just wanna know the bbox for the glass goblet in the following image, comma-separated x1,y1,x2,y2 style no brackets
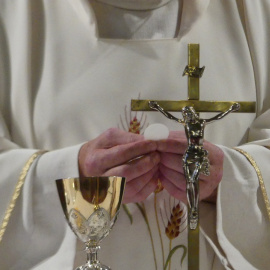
56,176,125,270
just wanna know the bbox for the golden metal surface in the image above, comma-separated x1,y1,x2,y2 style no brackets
187,44,200,100
188,221,200,270
56,177,125,244
131,43,256,115
234,148,270,222
131,99,256,113
0,150,47,244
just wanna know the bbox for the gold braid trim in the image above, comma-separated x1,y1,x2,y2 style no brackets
234,148,270,222
0,150,47,243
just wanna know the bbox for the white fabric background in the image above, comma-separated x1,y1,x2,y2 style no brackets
0,0,269,269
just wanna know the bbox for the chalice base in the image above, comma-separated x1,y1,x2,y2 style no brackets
75,262,111,270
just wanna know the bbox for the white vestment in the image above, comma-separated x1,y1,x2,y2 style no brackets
0,0,269,269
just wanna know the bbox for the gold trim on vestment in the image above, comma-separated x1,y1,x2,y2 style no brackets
234,148,270,222
0,150,47,243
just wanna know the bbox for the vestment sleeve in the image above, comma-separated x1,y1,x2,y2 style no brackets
200,1,270,269
0,3,80,268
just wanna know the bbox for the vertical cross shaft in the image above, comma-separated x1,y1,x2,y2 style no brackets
185,44,201,270
187,43,201,100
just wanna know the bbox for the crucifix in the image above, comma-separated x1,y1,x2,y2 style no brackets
131,44,256,270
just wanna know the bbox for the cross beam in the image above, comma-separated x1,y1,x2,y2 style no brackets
131,43,255,113
131,100,255,112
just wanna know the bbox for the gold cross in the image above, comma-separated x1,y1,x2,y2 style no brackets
131,44,256,113
131,44,256,270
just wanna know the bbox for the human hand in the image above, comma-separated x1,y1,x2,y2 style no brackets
78,128,160,204
156,131,224,203
231,103,240,112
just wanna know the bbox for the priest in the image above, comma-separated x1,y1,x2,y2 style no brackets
0,0,269,269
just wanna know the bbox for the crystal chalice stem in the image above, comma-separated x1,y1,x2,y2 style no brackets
84,244,101,269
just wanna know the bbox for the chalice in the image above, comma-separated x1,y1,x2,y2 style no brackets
56,176,125,270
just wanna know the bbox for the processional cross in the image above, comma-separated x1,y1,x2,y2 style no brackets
131,44,256,270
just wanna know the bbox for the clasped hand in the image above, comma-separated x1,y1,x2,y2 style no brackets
79,128,224,204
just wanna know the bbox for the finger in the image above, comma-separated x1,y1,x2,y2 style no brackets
160,149,223,183
157,138,187,154
199,179,219,201
104,152,160,179
131,174,158,203
84,141,158,175
203,140,224,165
123,166,159,197
159,172,187,202
160,152,183,173
168,130,186,140
94,128,144,148
102,140,158,169
198,163,223,181
159,163,186,189
122,169,159,204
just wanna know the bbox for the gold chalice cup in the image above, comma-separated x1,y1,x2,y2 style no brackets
56,176,126,270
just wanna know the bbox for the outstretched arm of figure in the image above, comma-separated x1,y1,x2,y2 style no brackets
205,103,240,124
148,101,184,124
